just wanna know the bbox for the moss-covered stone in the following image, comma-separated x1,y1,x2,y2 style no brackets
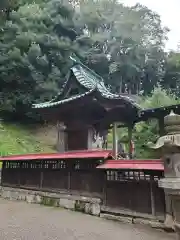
75,200,86,213
41,196,58,207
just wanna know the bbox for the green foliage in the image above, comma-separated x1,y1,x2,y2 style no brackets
133,121,159,159
0,0,175,120
0,0,78,117
134,87,180,158
162,51,180,95
107,86,180,158
0,121,55,156
139,86,179,109
0,0,180,161
75,0,168,94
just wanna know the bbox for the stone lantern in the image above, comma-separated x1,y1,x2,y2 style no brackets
152,110,180,238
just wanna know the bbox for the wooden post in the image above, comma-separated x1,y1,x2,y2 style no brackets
1,161,5,186
56,122,66,152
150,175,156,217
18,161,22,186
40,171,44,189
128,124,133,159
68,171,71,192
103,170,107,206
112,122,118,159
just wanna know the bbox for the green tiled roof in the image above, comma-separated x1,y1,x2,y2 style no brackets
71,64,140,105
32,56,140,109
33,89,94,109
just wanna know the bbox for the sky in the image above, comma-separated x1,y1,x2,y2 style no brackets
119,0,180,51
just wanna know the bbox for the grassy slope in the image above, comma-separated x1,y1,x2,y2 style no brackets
0,121,155,161
0,122,55,157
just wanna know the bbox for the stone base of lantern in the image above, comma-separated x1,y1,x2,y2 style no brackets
174,223,180,240
164,213,174,230
159,178,180,238
159,178,180,192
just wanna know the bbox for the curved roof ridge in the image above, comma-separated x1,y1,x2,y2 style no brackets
70,55,104,83
32,89,95,109
71,65,97,90
70,57,141,108
32,56,141,110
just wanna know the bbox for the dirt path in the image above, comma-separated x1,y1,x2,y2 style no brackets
0,199,175,240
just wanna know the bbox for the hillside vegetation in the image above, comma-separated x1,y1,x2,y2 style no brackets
0,87,179,160
0,0,179,121
0,0,180,160
0,122,55,157
108,87,180,159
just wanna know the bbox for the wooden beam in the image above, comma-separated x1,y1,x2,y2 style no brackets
118,124,128,128
109,124,129,129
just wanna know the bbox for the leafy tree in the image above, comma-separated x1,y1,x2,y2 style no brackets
162,51,180,95
134,86,179,158
0,0,176,123
0,0,79,118
108,86,180,158
0,0,180,160
75,0,168,95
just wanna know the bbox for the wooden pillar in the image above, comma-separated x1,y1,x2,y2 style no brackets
40,170,43,189
87,127,95,150
112,122,118,159
150,175,156,217
68,171,71,191
18,161,22,186
56,122,66,152
1,161,5,186
128,124,133,159
103,170,107,206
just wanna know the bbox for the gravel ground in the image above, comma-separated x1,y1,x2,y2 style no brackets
0,199,175,240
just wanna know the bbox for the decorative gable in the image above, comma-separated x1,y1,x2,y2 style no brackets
32,56,140,110
63,74,87,99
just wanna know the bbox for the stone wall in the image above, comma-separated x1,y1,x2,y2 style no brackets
0,186,165,229
0,187,101,216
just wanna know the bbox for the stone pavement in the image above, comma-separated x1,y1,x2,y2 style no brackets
0,199,175,240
